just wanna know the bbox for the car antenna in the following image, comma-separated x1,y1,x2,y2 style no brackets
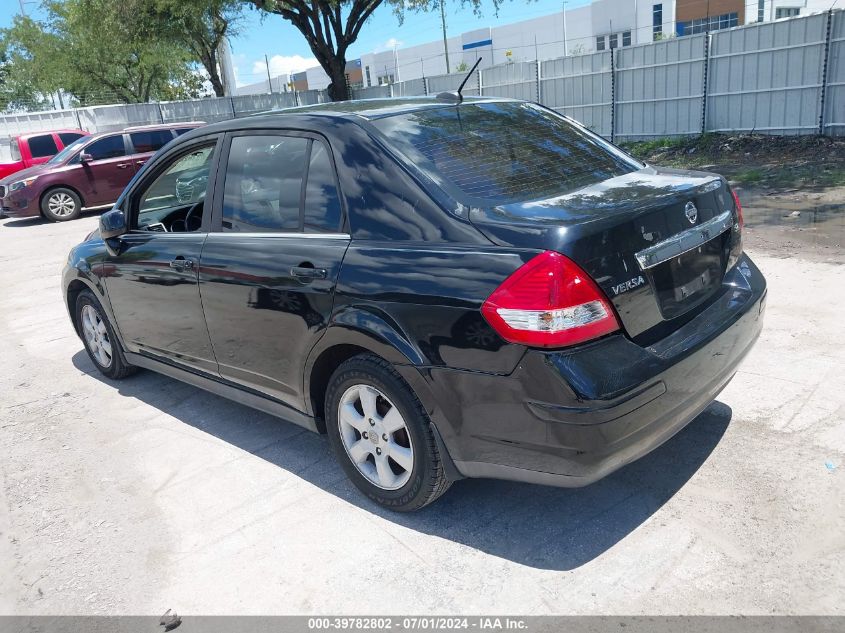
436,57,482,104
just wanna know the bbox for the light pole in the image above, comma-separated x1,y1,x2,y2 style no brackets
440,0,451,74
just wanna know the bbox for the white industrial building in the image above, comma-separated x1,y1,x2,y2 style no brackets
236,0,835,94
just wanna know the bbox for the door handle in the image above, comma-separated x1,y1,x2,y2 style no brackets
116,163,130,169
291,265,327,280
169,257,194,271
136,160,146,166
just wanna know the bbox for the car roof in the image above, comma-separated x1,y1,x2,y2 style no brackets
170,96,522,145
82,123,198,142
18,129,89,140
266,95,514,120
123,122,204,132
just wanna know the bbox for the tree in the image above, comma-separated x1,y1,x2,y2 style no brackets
0,25,56,111
250,0,504,102
2,0,204,106
137,0,244,97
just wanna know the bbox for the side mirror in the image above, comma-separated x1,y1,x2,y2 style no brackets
100,208,127,240
80,152,93,163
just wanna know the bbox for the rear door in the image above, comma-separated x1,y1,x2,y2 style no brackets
199,131,349,410
24,134,60,167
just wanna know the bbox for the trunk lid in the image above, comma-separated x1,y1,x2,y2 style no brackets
469,166,741,341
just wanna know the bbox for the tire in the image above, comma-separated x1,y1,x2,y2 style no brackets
41,187,81,222
325,354,452,512
75,290,136,379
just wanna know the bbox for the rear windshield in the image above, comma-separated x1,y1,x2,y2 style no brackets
371,101,641,206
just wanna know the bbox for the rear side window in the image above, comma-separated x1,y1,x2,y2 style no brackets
59,132,85,146
221,135,308,232
372,101,641,205
130,130,174,153
28,134,59,158
303,141,342,233
86,136,126,161
174,128,196,136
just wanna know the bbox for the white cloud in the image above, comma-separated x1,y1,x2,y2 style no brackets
374,38,404,52
251,54,319,79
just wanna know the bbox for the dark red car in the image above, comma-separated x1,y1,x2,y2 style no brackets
0,129,89,180
0,123,203,222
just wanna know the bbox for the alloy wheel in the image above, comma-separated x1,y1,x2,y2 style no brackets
81,304,113,368
337,384,415,490
48,192,76,217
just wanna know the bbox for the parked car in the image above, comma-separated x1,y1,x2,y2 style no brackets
0,129,89,181
63,97,766,511
0,122,203,222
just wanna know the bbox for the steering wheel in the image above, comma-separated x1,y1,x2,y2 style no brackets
183,201,204,232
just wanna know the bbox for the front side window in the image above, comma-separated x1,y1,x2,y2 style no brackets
136,144,216,231
221,135,308,232
372,102,641,207
130,130,174,154
29,135,59,158
86,136,126,161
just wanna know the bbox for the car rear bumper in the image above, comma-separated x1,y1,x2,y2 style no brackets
422,254,767,487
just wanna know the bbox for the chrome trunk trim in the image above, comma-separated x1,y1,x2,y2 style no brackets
635,210,733,271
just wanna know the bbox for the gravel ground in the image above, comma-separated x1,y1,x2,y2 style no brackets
0,203,843,616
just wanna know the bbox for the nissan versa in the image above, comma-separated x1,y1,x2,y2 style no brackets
63,97,766,511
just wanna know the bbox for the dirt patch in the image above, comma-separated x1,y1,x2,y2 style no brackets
623,133,845,190
623,134,845,264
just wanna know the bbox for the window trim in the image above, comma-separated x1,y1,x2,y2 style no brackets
210,129,348,235
124,134,223,233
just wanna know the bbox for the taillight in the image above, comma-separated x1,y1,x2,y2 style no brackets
481,251,620,348
731,189,744,230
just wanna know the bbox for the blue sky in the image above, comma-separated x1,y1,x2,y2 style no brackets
1,0,591,86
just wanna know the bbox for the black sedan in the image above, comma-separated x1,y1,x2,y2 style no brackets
63,97,766,511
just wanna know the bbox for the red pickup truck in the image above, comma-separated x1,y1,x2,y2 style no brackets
0,130,89,180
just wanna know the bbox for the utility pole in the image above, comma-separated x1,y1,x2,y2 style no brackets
265,54,273,93
440,0,451,74
18,0,36,16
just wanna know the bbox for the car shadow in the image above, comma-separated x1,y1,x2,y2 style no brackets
0,216,48,228
72,349,731,571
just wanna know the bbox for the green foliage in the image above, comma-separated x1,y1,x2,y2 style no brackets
1,0,207,109
133,0,244,96
454,61,469,72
